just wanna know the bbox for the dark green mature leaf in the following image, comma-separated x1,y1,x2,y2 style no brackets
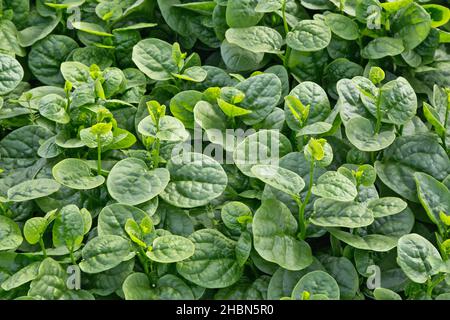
253,199,313,271
0,54,24,95
286,20,331,52
177,229,244,288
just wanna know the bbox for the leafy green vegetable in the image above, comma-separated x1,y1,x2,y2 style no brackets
0,0,449,302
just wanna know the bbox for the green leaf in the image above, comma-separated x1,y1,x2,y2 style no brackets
217,99,252,117
253,199,313,271
422,4,450,28
319,255,359,300
234,130,292,177
226,0,264,28
0,216,23,251
107,158,170,206
132,38,178,81
160,153,227,208
221,40,264,72
79,235,133,274
373,287,402,300
236,231,252,266
346,117,396,152
28,35,79,86
177,229,244,288
38,94,70,124
1,261,40,291
367,197,408,218
379,77,417,125
391,3,432,51
60,61,91,87
7,179,60,202
327,228,399,252
375,135,450,202
235,73,282,125
138,115,189,142
225,26,283,54
311,199,374,228
146,235,195,263
52,159,105,190
286,20,331,52
71,22,113,37
221,201,253,233
23,217,47,245
251,164,305,197
173,66,207,83
312,171,358,201
98,204,149,239
292,271,340,300
324,13,359,41
52,204,85,249
362,37,405,59
397,233,443,283
414,172,450,229
0,53,24,95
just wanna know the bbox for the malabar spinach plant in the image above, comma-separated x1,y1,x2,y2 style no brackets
0,0,449,301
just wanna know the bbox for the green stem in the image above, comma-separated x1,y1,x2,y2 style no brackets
281,0,291,67
443,106,448,151
137,248,150,275
152,138,161,168
297,160,315,240
39,238,47,258
330,235,342,256
375,93,382,134
426,274,446,298
69,247,76,265
97,137,102,175
339,0,345,12
281,0,289,35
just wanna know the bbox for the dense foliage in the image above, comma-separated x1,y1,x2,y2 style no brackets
0,0,450,301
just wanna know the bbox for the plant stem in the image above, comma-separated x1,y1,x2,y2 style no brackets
281,0,289,35
137,248,150,275
297,160,315,240
281,0,291,68
443,105,448,151
97,136,102,175
39,238,47,258
330,235,342,256
69,247,76,265
152,138,161,168
426,274,446,298
375,93,382,134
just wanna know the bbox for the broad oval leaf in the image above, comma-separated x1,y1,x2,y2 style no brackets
397,233,443,283
346,116,396,152
177,229,244,288
225,26,283,54
251,164,305,197
107,158,170,206
233,130,292,177
52,159,105,190
146,235,195,263
132,38,178,81
312,171,358,201
0,53,24,95
311,199,374,228
160,152,227,208
253,199,313,271
0,216,23,251
286,20,331,52
292,271,340,300
7,179,60,202
79,235,133,274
